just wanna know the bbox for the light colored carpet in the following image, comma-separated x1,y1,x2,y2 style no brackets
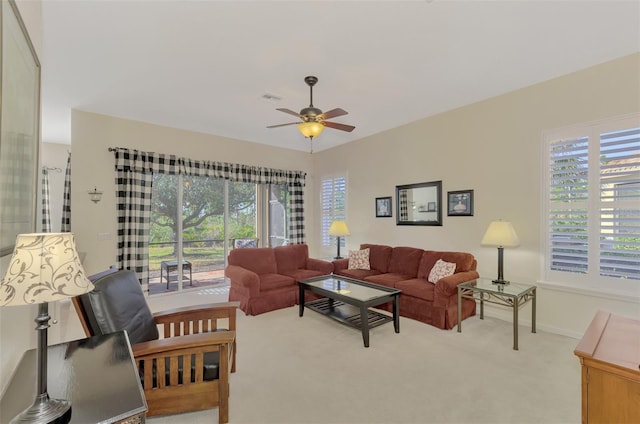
147,288,581,424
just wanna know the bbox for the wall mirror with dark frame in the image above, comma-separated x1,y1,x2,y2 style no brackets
396,180,442,226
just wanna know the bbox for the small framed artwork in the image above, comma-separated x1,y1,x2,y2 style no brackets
376,196,392,218
447,190,474,216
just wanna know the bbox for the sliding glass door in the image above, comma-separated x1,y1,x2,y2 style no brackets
149,174,263,295
268,184,289,247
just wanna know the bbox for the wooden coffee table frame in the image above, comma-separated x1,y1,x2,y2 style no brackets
298,275,401,347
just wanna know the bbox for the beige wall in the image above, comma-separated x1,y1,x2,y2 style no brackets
312,53,640,337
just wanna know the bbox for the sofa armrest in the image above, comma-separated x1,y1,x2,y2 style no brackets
305,258,334,274
225,264,260,297
434,270,480,298
332,258,349,273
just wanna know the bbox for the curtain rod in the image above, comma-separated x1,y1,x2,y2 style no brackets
42,166,62,172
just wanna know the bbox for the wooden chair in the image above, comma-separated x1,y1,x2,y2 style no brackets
72,269,238,423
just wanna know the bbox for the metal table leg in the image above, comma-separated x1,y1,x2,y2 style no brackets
457,288,462,333
513,295,519,350
532,287,537,334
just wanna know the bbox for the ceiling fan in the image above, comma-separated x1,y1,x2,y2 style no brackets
267,76,355,139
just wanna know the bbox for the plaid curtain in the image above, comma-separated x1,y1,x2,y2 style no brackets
115,168,153,292
399,189,408,221
112,147,306,287
61,153,71,232
41,168,51,232
288,184,305,242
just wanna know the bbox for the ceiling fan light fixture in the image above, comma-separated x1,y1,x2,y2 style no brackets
298,121,324,139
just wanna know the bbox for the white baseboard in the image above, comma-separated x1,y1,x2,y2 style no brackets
480,308,583,340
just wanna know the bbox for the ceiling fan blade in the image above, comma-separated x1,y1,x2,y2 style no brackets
267,122,300,128
276,108,302,118
324,121,355,132
322,108,348,120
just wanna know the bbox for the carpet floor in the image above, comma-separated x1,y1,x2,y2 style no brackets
146,288,581,424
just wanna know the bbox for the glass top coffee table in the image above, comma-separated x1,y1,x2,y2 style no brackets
298,274,401,347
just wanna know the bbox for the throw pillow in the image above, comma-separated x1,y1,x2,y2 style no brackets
428,259,456,283
348,248,371,270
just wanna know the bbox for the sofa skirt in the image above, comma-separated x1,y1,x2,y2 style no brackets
229,285,297,316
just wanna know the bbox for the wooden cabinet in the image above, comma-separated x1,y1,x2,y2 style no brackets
574,310,640,424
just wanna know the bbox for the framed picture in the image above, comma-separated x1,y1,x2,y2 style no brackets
447,190,474,216
0,0,41,256
375,196,392,218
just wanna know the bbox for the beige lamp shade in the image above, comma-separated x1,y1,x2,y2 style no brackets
298,121,325,139
0,233,94,306
481,220,520,247
328,221,350,237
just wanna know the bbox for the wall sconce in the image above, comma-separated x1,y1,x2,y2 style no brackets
89,187,103,203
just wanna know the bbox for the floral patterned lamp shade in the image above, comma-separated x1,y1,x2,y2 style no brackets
0,233,94,306
0,233,94,423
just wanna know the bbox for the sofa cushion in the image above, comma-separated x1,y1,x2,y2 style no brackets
396,278,435,302
258,273,295,291
365,273,408,288
348,248,370,270
417,251,441,280
440,252,476,272
279,268,326,281
388,246,423,278
229,247,277,275
274,244,308,272
360,244,393,273
335,268,381,280
428,259,456,283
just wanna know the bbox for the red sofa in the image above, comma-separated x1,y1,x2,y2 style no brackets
225,244,333,315
332,244,479,330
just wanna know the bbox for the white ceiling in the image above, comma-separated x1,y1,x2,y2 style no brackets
40,0,640,153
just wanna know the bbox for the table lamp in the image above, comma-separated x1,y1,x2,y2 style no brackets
481,220,520,284
0,233,94,424
328,221,350,259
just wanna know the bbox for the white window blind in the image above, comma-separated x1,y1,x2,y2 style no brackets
321,176,346,247
599,127,640,279
548,136,589,274
544,115,640,289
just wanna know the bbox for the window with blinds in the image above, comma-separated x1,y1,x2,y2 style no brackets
544,115,640,288
599,127,640,279
321,176,346,247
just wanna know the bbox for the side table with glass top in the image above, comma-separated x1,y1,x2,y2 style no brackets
457,278,536,350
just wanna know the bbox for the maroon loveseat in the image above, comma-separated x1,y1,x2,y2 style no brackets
225,244,333,315
333,243,479,330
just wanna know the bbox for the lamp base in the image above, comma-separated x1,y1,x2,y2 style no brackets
10,392,71,424
491,279,510,285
